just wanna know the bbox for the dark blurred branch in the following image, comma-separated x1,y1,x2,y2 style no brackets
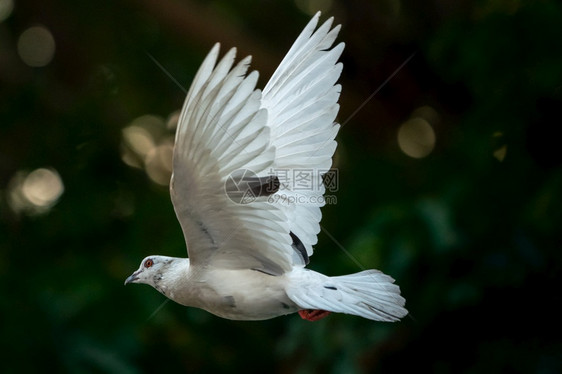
129,0,279,76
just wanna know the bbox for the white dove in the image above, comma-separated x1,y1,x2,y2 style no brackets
125,12,407,322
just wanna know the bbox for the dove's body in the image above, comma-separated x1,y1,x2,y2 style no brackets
125,13,408,322
193,269,297,320
143,257,298,320
126,255,405,321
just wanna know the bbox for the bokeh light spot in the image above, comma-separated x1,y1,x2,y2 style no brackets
22,168,64,207
166,110,181,131
17,25,56,67
145,142,174,186
492,132,507,161
397,117,436,158
493,145,507,162
0,0,14,22
8,168,64,215
122,125,155,158
121,114,175,186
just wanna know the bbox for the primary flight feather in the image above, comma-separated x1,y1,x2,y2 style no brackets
125,12,407,322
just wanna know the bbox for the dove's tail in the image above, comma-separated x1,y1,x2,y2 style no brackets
287,269,408,322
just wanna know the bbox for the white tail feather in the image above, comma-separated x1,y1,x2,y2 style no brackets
287,269,407,322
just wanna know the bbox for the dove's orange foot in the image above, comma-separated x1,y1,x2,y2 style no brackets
298,309,331,321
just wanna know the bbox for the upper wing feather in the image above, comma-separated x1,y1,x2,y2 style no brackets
171,44,293,274
262,12,344,259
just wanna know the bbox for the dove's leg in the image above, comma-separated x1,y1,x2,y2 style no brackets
298,309,331,321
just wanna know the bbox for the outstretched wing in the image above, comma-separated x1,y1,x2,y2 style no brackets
262,12,344,259
171,13,343,274
171,44,293,275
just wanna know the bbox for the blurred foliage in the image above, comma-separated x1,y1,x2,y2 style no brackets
1,0,561,373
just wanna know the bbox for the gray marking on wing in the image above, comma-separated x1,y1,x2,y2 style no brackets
290,231,309,265
246,175,280,197
225,171,280,200
196,220,218,249
251,267,278,276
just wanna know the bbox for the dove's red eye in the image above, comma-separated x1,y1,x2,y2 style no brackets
144,259,154,268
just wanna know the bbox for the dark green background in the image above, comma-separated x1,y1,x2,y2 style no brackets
2,0,561,372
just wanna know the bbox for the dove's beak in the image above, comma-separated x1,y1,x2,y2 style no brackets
124,271,140,285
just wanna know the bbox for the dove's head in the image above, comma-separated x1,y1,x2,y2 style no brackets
124,255,188,296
